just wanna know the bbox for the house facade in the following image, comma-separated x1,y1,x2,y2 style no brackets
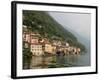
23,25,81,56
44,43,53,54
30,36,38,44
30,43,44,56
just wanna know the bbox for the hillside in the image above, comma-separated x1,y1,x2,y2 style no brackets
23,10,86,52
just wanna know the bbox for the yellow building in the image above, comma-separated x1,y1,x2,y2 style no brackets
44,43,53,53
52,45,56,54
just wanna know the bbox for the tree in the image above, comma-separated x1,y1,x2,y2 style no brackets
23,44,32,69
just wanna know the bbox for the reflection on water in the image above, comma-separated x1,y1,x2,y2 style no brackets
24,52,90,69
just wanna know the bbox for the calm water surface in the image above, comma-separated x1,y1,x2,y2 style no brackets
28,52,90,69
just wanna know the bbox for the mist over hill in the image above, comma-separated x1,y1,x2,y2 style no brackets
23,10,86,52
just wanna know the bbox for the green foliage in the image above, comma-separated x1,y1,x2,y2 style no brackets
23,42,32,64
23,48,32,61
23,10,86,52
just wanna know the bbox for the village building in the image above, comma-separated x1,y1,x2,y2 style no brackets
67,46,74,54
43,38,50,43
67,47,81,55
72,47,77,54
23,29,40,44
51,45,56,54
23,33,39,47
61,46,69,55
30,43,44,56
44,43,54,54
77,48,81,53
22,25,81,56
76,48,81,54
22,33,31,43
65,42,69,47
24,34,31,43
52,40,62,46
30,32,40,37
30,36,39,44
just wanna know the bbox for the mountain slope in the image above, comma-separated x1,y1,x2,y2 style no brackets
23,10,86,52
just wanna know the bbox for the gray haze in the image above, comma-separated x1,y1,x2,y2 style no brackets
48,12,91,41
48,12,91,66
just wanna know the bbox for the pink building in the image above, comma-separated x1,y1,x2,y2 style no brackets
23,32,39,44
30,36,38,44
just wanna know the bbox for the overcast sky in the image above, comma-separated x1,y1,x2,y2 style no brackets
48,12,91,40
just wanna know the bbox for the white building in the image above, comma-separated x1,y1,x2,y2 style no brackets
52,40,62,46
30,43,44,56
66,42,69,47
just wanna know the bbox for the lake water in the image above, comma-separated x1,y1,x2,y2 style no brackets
26,52,90,69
